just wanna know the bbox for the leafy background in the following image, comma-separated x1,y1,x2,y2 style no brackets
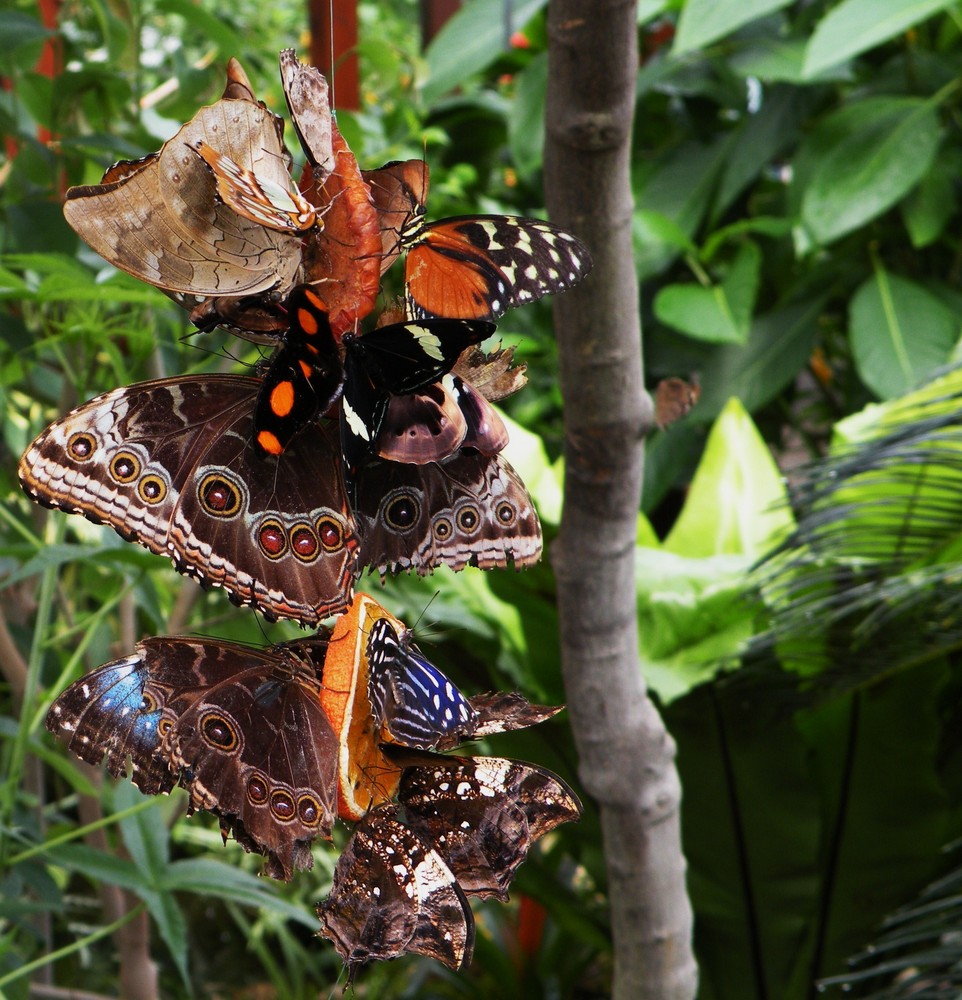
5,0,962,997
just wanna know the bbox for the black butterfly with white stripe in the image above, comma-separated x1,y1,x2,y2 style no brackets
253,285,494,492
365,617,478,749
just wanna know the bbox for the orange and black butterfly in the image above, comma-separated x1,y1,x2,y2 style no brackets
254,286,494,489
362,160,593,321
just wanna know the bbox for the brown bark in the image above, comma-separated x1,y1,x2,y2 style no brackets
309,0,360,110
544,3,698,998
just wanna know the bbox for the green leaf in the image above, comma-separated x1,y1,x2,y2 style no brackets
663,397,793,559
0,11,51,47
654,241,761,344
800,97,941,246
849,268,959,399
636,548,755,702
803,0,957,78
116,783,169,883
423,0,547,104
901,161,955,248
138,886,189,986
673,0,793,54
54,844,149,893
507,52,547,181
160,859,315,927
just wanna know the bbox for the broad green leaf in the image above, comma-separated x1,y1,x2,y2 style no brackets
902,161,955,248
800,97,941,246
0,11,50,49
53,843,149,893
161,859,315,927
673,0,792,54
636,548,754,702
647,297,823,423
664,397,793,558
117,783,169,882
138,886,189,986
508,52,547,181
849,268,959,399
803,0,957,78
654,241,760,344
423,0,547,103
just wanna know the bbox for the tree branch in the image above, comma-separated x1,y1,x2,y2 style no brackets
544,4,698,998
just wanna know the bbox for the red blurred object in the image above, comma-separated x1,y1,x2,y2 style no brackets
516,893,547,964
310,0,359,110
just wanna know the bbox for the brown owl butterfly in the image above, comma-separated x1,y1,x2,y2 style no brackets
45,635,338,880
18,375,360,626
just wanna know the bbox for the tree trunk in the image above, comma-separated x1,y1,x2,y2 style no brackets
543,4,698,998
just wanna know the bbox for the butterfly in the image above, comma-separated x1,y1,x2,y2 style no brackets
63,58,302,303
18,375,359,626
363,159,593,321
45,635,338,880
319,592,562,819
365,616,478,749
396,755,583,900
19,377,543,625
191,139,318,234
316,804,475,979
278,48,335,182
251,284,495,477
317,755,582,976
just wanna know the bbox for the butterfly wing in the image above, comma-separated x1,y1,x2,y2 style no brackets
161,637,338,880
354,450,542,576
19,375,359,625
398,757,583,900
365,617,478,749
279,48,335,181
361,158,430,275
63,77,301,298
253,285,344,457
339,318,494,483
316,804,474,979
404,215,592,321
192,140,317,233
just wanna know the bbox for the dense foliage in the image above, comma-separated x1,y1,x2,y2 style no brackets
5,0,962,997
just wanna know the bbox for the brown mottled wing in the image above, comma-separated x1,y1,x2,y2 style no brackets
161,637,338,880
279,48,334,181
355,451,542,576
18,375,358,625
376,374,507,465
64,88,301,297
453,344,528,402
316,804,474,978
398,757,582,900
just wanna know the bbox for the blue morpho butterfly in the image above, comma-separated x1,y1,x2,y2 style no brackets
45,634,337,880
252,284,495,494
364,616,478,749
